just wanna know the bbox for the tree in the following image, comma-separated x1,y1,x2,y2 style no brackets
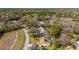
51,22,62,38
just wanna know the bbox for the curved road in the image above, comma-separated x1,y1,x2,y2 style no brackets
23,29,29,50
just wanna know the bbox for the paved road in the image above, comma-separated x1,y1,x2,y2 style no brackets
23,29,29,50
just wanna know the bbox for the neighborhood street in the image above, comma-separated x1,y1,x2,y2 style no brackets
23,29,29,50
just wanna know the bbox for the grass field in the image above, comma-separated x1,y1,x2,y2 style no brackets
0,29,26,50
0,31,16,50
12,29,26,50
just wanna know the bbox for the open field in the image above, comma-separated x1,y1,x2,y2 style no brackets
0,29,26,50
0,31,16,49
11,29,26,50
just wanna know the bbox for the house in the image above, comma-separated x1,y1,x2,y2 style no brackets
31,44,38,50
38,37,49,47
39,21,44,25
33,26,45,36
47,37,53,44
37,37,53,47
65,35,72,40
9,21,17,24
20,24,26,28
37,26,45,34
